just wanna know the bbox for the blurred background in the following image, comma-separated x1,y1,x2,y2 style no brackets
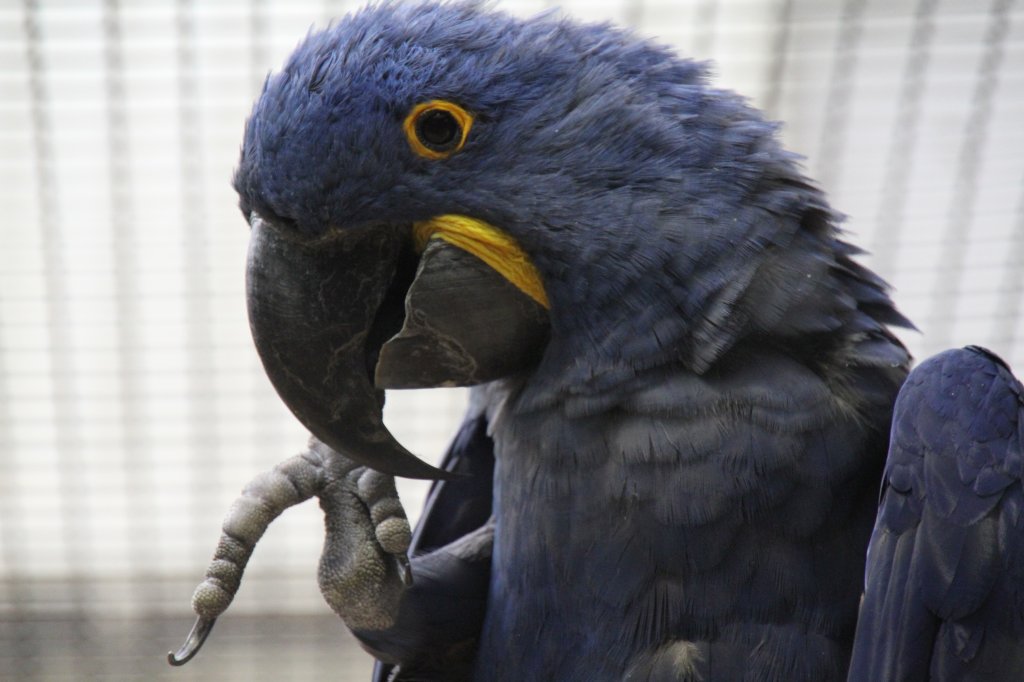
1,0,1021,679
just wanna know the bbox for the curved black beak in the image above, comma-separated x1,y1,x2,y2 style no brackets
247,214,446,479
246,214,549,479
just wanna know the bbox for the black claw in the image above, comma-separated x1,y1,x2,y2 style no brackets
397,555,413,587
167,617,216,667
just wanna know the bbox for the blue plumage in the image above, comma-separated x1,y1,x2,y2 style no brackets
229,3,1021,680
850,347,1024,681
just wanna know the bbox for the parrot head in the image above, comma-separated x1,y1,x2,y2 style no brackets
235,2,906,478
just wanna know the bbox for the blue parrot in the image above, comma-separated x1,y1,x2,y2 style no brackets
168,3,1024,680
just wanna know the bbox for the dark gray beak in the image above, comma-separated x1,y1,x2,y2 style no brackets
245,213,548,479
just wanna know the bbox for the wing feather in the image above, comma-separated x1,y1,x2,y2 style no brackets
849,346,1024,682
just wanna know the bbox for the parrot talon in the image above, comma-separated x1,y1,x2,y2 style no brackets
172,443,340,665
167,616,216,666
397,554,413,587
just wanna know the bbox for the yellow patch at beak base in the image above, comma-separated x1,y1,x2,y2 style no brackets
412,215,549,309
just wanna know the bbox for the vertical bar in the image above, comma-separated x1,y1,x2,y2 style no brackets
693,0,718,58
624,0,645,28
176,0,221,583
104,0,153,654
761,0,794,118
0,3,30,653
250,0,270,94
0,277,34,677
815,0,867,191
991,174,1024,355
869,0,938,277
22,0,97,677
927,0,1015,347
322,0,349,21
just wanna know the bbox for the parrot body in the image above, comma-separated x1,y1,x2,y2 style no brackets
475,345,899,680
170,3,1023,681
231,4,911,678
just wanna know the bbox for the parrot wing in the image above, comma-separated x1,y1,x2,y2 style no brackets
848,346,1024,681
410,397,496,556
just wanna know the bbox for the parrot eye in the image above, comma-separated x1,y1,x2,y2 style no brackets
418,111,458,148
404,100,474,160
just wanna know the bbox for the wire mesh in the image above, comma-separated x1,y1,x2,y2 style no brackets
1,0,1022,679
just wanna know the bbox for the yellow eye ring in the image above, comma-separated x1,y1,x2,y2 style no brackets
403,100,474,160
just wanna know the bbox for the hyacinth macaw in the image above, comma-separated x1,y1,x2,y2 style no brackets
168,3,1024,680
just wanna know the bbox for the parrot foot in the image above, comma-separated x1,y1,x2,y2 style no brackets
316,439,413,631
168,437,412,665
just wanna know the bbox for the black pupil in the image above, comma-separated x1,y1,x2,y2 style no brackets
417,110,460,150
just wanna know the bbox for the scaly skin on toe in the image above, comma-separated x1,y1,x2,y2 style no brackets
169,437,412,665
318,469,411,631
316,441,412,631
